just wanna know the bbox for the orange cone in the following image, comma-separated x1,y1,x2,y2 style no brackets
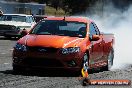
81,67,89,78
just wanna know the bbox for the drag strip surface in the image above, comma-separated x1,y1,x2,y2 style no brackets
0,36,132,88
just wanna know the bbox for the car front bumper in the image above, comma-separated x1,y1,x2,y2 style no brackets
12,49,84,72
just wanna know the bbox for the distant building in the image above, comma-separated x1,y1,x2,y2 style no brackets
0,0,46,15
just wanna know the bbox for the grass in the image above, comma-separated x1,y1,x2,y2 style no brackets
45,6,69,16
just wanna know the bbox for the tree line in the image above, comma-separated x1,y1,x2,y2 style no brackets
17,0,132,14
18,0,98,14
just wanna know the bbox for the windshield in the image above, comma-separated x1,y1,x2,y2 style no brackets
30,20,87,38
0,15,26,22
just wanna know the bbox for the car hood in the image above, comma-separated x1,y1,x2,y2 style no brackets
0,21,31,27
18,35,84,48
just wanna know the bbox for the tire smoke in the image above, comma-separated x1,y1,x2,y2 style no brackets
78,3,132,70
95,5,132,70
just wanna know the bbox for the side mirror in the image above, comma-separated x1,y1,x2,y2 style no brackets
90,35,100,41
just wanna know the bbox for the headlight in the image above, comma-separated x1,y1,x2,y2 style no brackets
14,43,27,52
11,26,16,30
61,47,80,54
18,26,31,29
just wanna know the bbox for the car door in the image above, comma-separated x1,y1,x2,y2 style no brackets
89,22,103,67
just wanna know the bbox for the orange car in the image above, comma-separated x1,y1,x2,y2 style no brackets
12,16,114,74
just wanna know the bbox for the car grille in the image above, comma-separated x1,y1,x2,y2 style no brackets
24,58,63,67
0,24,15,30
27,46,59,53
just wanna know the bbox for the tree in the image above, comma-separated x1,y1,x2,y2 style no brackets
63,0,90,14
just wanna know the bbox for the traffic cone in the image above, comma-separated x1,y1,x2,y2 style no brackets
81,67,90,86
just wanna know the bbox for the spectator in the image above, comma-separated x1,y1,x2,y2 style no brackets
21,28,28,37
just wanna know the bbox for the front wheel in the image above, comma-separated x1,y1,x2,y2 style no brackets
13,64,25,74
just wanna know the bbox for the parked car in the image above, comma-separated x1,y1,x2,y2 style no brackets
33,15,54,23
0,14,36,38
33,15,44,23
12,16,114,75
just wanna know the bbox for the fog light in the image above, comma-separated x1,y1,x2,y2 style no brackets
13,57,23,63
67,60,76,67
13,57,19,63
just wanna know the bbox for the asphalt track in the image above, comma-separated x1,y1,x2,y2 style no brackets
0,36,132,88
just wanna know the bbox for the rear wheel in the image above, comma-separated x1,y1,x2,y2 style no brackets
105,49,114,71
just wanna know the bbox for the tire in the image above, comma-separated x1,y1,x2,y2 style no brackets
105,49,114,71
13,65,19,72
4,36,11,39
13,64,25,73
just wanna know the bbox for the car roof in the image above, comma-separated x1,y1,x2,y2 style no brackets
45,16,92,23
3,14,32,17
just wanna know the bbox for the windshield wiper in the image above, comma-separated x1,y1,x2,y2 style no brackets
36,32,53,35
56,34,65,36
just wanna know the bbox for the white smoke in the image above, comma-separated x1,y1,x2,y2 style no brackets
92,4,132,70
78,2,132,70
